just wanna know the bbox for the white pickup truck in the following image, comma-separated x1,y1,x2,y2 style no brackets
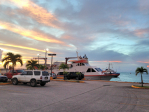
12,70,50,87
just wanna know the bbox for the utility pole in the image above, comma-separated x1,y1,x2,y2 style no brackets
45,49,48,69
37,54,40,64
48,54,56,75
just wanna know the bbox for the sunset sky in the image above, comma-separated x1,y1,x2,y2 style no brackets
0,0,149,72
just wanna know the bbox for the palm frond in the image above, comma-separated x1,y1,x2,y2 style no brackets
1,52,23,69
59,63,69,70
17,59,23,66
3,61,11,69
26,59,38,69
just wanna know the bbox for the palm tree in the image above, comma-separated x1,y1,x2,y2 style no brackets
135,66,148,87
2,52,23,73
26,59,38,70
59,63,69,80
38,64,46,70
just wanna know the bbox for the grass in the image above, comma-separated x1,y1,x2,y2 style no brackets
132,85,149,89
135,85,149,88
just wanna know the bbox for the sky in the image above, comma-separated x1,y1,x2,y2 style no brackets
0,0,149,72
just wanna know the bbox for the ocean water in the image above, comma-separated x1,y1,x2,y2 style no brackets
110,72,149,83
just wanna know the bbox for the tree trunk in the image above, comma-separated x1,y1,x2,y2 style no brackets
141,74,143,87
12,66,14,76
63,70,65,80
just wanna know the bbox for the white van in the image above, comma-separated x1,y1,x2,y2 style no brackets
12,70,50,87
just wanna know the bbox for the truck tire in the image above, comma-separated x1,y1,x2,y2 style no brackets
67,76,70,80
30,79,37,87
76,76,79,80
76,76,81,80
40,82,46,86
12,78,18,85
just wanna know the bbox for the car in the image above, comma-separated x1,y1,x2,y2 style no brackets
5,69,24,79
49,73,57,79
0,73,8,82
11,70,50,87
64,72,84,80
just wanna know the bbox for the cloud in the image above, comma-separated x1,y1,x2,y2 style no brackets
91,61,122,63
1,0,149,72
134,28,149,38
0,43,51,53
0,20,67,45
139,0,149,14
138,39,149,45
9,0,63,29
137,61,149,64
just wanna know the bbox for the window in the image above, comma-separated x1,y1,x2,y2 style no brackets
10,70,14,73
34,71,40,75
16,70,24,73
92,69,96,72
95,68,99,72
98,68,102,71
85,63,90,66
58,72,63,75
42,71,49,76
86,68,90,72
87,68,96,72
22,71,27,75
27,71,33,75
82,63,85,66
95,68,102,72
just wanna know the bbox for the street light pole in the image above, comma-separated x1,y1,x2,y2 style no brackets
48,54,56,76
45,49,48,69
51,55,53,75
37,54,40,64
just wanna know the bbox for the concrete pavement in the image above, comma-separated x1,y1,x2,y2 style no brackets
0,81,149,112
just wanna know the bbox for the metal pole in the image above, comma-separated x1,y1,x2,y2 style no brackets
37,54,40,65
38,55,39,64
48,54,56,75
45,50,47,68
51,55,53,76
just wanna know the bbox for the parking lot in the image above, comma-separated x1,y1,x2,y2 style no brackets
0,81,149,112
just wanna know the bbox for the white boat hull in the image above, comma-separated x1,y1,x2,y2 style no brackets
51,56,120,81
84,75,113,80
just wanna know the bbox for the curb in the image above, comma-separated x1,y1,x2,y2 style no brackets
131,85,149,89
51,79,85,83
0,82,12,85
88,80,146,84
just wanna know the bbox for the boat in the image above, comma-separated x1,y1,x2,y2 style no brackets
51,52,119,80
102,63,120,77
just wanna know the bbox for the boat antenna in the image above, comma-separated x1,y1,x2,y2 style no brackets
108,63,110,70
76,48,79,60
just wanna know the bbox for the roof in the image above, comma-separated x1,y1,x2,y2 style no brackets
68,59,88,63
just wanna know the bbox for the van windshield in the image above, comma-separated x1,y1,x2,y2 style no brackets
16,70,24,73
42,71,49,76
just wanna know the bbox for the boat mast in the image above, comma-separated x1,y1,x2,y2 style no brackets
108,63,110,70
76,51,79,60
